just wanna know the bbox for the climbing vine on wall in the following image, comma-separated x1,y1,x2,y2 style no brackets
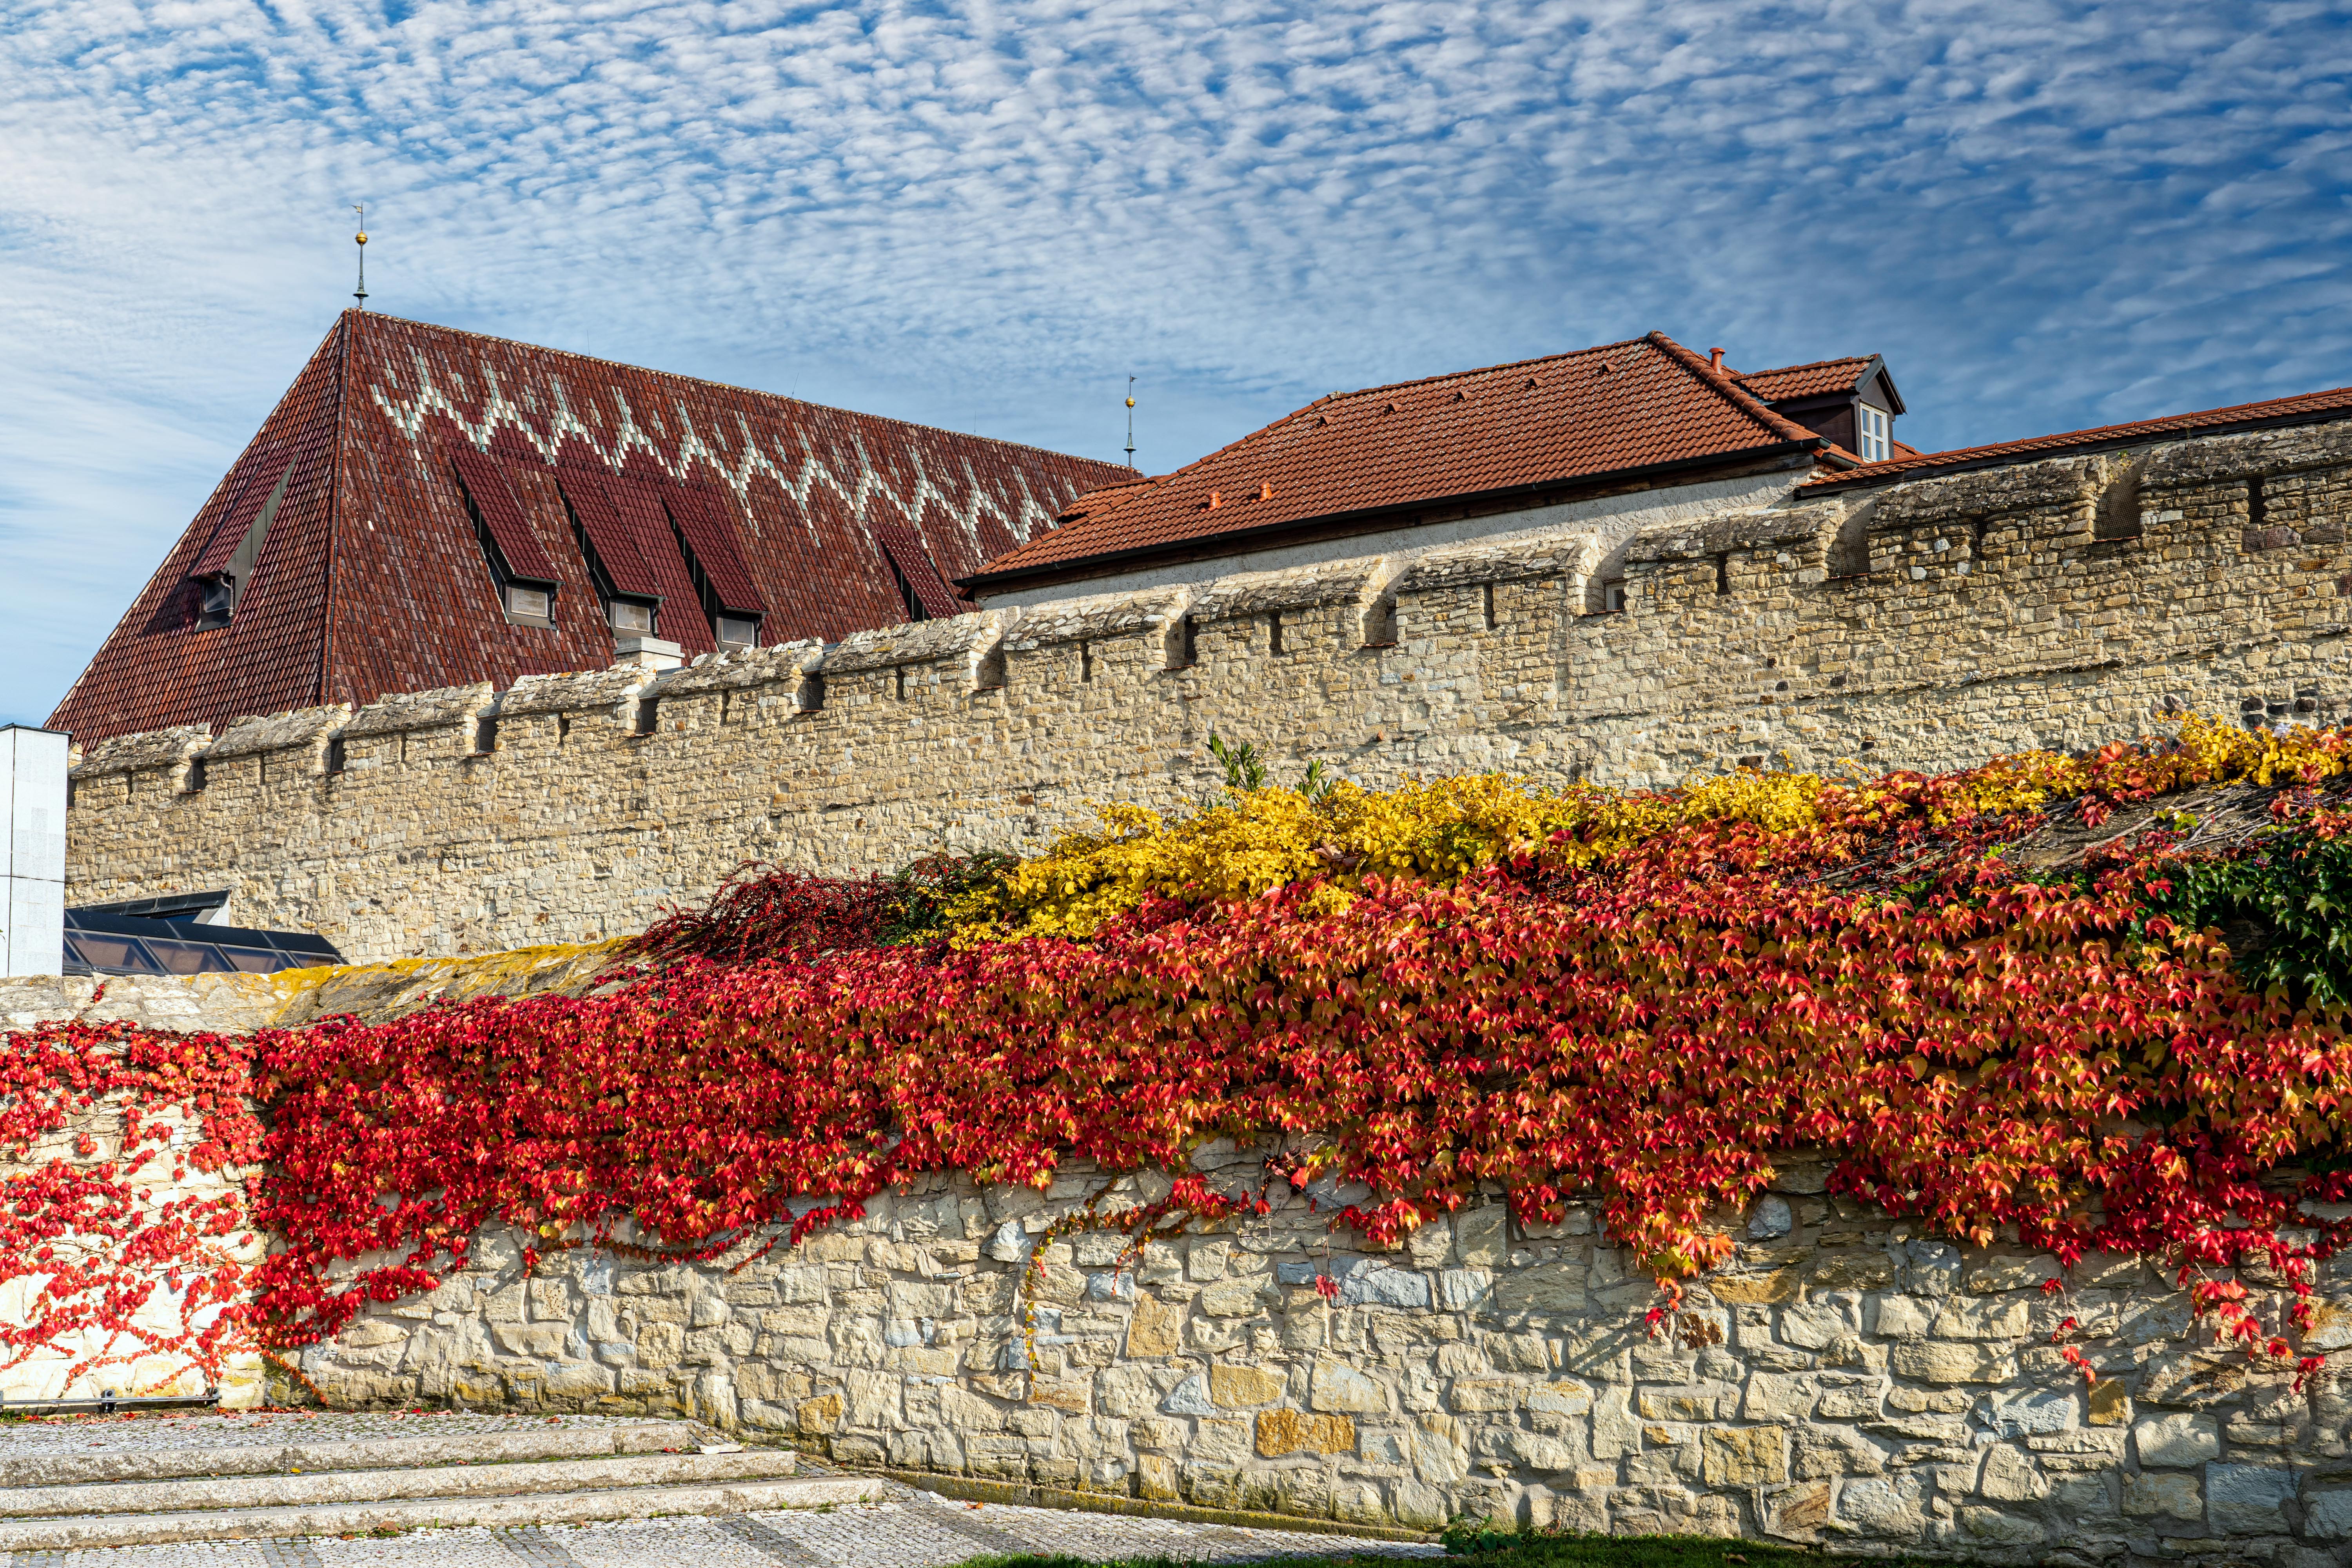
0,1018,262,1393
13,715,2352,1392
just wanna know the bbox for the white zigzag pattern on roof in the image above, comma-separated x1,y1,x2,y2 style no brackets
368,352,1057,551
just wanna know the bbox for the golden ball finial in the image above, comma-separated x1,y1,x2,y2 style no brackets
1125,396,1136,408
355,232,368,245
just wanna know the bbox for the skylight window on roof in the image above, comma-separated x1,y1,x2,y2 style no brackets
1858,405,1891,463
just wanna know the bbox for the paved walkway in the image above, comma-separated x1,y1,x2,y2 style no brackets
4,1483,1446,1566
0,1415,1438,1566
0,1411,671,1456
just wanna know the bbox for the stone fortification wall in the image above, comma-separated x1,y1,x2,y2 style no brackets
63,419,2352,961
293,1151,2352,1562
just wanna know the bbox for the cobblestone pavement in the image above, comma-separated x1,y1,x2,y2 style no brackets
1,1485,1445,1566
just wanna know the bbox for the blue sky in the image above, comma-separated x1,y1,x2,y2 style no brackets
3,0,2348,725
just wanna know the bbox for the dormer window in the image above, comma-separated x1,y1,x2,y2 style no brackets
871,523,963,623
188,452,296,630
554,469,672,650
504,585,553,625
451,450,561,629
1734,356,1906,468
1857,404,1891,463
661,486,768,653
196,576,238,629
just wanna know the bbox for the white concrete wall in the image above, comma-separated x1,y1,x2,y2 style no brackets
975,466,1807,610
1,726,68,978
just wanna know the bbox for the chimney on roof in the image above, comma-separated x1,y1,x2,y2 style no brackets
1708,348,1725,373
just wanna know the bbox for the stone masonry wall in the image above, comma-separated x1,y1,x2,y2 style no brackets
296,1149,2352,1563
65,418,2352,962
15,979,2352,1556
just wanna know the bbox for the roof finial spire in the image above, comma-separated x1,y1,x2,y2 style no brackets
352,204,369,311
1124,376,1138,471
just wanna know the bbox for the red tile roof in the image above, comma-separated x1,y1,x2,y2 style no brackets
1057,477,1155,524
50,312,1129,744
1736,357,1875,403
968,332,1831,590
1801,383,2352,494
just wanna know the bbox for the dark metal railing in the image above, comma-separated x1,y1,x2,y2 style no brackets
0,1385,220,1417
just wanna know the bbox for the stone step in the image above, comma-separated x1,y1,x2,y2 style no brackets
0,1419,708,1488
0,1473,880,1551
0,1447,802,1521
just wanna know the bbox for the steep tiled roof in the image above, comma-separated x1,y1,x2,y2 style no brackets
51,312,1129,744
969,332,1829,589
1737,357,1875,403
1802,383,2352,494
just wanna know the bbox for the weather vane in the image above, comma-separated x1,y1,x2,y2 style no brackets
352,204,369,311
1124,376,1137,470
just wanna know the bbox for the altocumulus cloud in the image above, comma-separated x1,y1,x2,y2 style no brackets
1,0,2347,720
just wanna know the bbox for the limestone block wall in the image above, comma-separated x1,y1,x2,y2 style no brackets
61,418,2352,962
0,971,295,1038
296,1152,2352,1561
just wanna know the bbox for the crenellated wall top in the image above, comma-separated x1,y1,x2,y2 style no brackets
59,422,2352,797
1390,535,1597,593
1183,557,1398,626
207,704,351,762
647,641,821,700
495,668,651,722
825,608,1019,678
342,683,499,742
2146,420,2352,486
1002,588,1188,652
1623,499,1843,566
73,724,214,780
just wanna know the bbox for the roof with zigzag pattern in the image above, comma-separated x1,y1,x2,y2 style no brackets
51,312,1128,744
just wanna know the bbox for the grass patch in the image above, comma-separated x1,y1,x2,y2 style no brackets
947,1528,1957,1568
943,1555,1383,1568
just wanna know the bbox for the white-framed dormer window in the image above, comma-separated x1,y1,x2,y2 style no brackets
1857,404,1891,463
504,584,553,626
